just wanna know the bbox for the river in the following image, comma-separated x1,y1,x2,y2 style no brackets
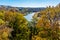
24,12,35,21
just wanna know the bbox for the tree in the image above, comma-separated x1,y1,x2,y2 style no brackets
35,6,60,40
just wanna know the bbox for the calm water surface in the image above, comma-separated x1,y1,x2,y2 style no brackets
24,12,35,21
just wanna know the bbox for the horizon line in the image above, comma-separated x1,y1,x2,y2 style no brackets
0,4,57,8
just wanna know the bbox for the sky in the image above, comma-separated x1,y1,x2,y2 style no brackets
0,0,60,7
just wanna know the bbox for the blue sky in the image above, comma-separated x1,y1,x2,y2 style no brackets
0,0,60,7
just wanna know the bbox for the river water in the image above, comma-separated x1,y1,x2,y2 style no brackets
24,12,35,21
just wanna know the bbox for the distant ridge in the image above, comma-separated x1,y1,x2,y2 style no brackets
0,5,46,14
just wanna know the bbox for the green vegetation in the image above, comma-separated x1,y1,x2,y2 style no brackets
0,4,60,40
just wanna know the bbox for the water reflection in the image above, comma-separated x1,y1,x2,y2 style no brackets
24,12,35,21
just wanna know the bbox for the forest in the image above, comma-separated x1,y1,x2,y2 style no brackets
0,3,60,40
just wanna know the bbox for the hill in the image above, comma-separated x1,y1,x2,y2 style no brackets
0,5,45,14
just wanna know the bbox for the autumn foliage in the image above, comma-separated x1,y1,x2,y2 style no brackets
0,4,60,40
